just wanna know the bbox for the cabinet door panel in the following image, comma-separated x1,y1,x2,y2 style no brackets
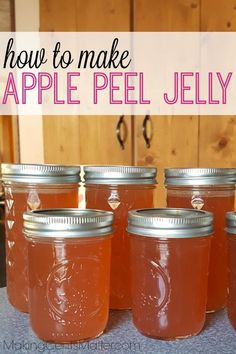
78,116,132,165
135,0,200,31
134,0,200,207
40,0,77,31
40,0,132,165
0,0,18,163
199,117,236,167
42,116,80,164
199,0,236,167
135,116,199,207
75,0,130,31
43,115,132,165
201,0,236,31
0,116,18,162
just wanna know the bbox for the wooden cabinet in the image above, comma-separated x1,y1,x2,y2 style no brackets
135,0,200,31
134,0,200,206
39,0,236,206
40,0,132,165
134,116,199,206
0,116,18,163
199,0,236,168
43,115,132,165
0,0,18,163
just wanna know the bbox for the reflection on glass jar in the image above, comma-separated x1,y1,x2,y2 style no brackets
128,208,213,340
1,163,80,312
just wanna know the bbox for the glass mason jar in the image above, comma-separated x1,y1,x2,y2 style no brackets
225,211,236,331
23,209,113,344
128,208,213,340
1,163,80,313
165,168,236,313
84,166,157,309
0,183,6,287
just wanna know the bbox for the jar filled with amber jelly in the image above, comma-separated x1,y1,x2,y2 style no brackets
0,182,6,287
225,211,236,331
127,208,213,340
84,166,157,309
23,208,113,343
1,163,80,313
165,168,236,313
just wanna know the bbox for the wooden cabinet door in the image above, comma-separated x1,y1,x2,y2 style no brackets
0,0,18,163
40,0,132,165
199,0,236,167
134,0,200,207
